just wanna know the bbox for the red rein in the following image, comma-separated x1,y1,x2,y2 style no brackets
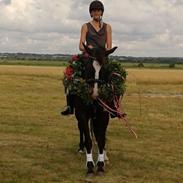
97,97,138,139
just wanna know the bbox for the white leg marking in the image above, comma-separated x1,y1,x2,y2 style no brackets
98,153,104,162
86,153,94,162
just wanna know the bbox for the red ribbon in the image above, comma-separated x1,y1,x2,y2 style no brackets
97,97,138,139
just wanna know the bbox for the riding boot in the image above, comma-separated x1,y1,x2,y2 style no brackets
61,94,74,115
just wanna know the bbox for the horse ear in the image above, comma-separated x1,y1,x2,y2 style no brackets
82,43,92,55
105,46,118,56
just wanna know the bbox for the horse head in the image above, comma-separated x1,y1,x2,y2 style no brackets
82,43,117,65
82,43,118,99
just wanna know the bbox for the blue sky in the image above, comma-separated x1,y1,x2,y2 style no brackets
0,0,183,57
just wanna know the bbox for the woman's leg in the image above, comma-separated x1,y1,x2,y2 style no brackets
61,94,74,115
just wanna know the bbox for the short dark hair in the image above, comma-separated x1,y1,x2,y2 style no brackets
89,0,104,15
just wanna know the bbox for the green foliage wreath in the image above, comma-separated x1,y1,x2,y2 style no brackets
63,53,127,105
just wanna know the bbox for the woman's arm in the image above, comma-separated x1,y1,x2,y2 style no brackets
79,24,88,52
106,24,112,50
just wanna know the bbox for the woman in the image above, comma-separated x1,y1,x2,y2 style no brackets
61,0,113,116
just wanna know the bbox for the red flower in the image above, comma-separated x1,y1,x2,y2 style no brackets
72,54,79,61
64,66,74,80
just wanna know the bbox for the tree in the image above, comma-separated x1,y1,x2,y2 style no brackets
138,62,144,68
169,63,175,68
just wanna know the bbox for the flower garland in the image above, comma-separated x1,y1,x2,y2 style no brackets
63,53,127,105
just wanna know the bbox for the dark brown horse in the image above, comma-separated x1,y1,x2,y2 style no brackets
74,43,117,175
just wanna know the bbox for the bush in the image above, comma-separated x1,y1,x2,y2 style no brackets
169,63,175,68
138,62,144,68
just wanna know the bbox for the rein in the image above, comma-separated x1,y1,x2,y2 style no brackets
97,97,138,139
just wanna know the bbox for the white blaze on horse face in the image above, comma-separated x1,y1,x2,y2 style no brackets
92,60,101,98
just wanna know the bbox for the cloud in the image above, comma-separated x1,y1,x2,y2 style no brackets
0,0,183,56
0,0,11,5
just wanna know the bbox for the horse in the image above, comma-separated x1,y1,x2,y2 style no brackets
73,43,117,175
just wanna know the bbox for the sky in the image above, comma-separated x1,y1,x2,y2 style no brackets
0,0,183,57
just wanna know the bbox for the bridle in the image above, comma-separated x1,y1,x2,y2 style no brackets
86,78,105,84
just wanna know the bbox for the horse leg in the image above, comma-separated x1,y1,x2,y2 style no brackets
77,120,85,153
75,111,94,175
83,118,95,175
89,118,97,145
91,118,109,160
93,110,109,174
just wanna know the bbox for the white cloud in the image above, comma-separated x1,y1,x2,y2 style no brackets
0,0,183,56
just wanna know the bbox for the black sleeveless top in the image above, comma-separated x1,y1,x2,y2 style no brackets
86,22,107,48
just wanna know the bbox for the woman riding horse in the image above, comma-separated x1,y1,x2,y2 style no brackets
61,0,125,176
61,0,118,118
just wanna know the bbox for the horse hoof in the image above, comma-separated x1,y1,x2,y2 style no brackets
78,149,85,154
86,171,94,177
78,148,85,154
96,161,105,175
86,161,95,176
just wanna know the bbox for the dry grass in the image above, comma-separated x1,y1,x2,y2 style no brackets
127,68,183,84
0,65,183,183
0,65,65,78
1,65,183,84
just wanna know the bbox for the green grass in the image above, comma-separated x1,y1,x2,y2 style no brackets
1,59,183,69
120,62,183,69
0,66,183,183
0,59,67,67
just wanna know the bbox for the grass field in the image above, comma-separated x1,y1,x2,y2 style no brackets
0,65,183,183
1,59,183,69
0,60,68,67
